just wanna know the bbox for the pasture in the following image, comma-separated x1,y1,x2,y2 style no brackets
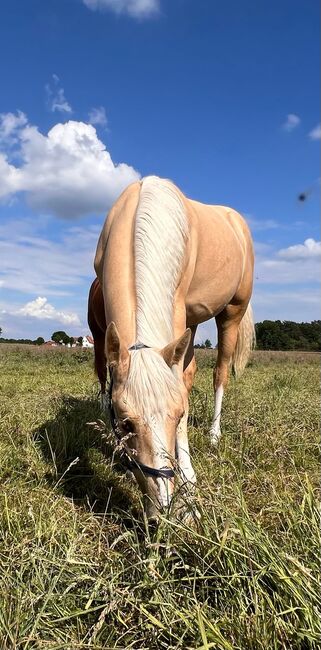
0,345,320,649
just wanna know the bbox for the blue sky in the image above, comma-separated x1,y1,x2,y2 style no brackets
0,0,319,343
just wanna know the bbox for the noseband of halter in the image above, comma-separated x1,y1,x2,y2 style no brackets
107,342,176,480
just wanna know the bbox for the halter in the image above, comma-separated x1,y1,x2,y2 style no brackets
107,342,176,480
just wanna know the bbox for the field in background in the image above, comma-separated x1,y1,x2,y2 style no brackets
0,345,320,649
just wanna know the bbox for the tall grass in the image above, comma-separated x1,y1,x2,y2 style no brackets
0,346,320,649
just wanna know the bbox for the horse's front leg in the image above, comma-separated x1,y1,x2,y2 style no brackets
176,409,196,487
176,354,197,490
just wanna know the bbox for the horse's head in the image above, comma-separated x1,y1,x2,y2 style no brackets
106,322,191,519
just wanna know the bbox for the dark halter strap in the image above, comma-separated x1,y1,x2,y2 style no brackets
128,342,150,351
107,343,176,480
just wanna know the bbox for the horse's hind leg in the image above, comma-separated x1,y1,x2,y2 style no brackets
210,304,246,444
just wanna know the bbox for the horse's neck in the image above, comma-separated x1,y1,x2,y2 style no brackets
134,176,188,348
101,231,137,349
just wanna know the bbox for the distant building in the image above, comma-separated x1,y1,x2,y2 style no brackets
82,335,94,349
43,340,58,347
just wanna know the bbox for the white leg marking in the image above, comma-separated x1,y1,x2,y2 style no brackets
156,477,174,508
151,416,174,508
176,415,196,485
210,384,224,445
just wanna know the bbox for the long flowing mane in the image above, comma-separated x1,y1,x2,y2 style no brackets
123,348,182,422
134,176,188,348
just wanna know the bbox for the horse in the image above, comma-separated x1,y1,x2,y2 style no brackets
89,175,255,519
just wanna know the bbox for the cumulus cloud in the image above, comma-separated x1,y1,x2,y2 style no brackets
88,106,108,127
45,74,72,114
282,113,301,132
278,238,321,260
83,0,160,18
0,110,28,146
0,112,140,218
15,297,80,325
255,238,320,285
308,124,321,141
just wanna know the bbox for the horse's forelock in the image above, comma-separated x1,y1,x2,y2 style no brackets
123,348,181,421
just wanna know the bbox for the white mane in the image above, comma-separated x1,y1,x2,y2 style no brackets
123,348,182,467
134,176,188,348
123,348,181,421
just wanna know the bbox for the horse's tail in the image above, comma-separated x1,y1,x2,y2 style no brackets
232,302,256,377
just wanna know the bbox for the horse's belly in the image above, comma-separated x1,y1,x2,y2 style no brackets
185,288,235,325
185,206,245,325
185,256,243,325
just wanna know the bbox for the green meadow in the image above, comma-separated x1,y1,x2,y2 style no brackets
0,345,320,649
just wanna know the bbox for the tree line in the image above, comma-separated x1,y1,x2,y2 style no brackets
1,322,320,351
0,329,83,346
255,320,321,351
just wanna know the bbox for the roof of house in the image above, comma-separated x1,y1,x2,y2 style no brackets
83,335,94,344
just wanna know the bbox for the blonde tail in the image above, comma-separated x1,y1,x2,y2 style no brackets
232,302,256,377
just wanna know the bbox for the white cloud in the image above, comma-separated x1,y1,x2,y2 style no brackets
15,297,80,325
255,238,320,285
278,238,321,260
45,74,72,114
83,0,160,18
0,112,140,218
247,217,279,231
247,215,306,234
0,110,28,146
308,124,321,141
88,106,108,127
282,113,301,132
0,217,99,295
0,152,21,196
252,288,320,323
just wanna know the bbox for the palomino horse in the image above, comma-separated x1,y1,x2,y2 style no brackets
89,176,255,519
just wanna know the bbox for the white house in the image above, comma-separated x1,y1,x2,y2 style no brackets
82,335,94,349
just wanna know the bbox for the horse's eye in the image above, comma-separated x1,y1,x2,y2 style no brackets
121,418,135,433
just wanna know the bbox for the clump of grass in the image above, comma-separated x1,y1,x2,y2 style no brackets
0,346,320,649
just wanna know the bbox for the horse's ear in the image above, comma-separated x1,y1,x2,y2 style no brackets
106,322,129,368
161,329,191,368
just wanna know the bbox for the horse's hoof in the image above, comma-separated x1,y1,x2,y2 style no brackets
209,427,221,445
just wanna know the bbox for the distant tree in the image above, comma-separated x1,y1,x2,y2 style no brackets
35,337,45,346
0,327,2,336
51,331,70,345
204,339,212,349
77,336,83,346
69,337,75,347
255,320,321,351
0,337,33,345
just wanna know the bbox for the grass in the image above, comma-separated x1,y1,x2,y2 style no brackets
0,345,320,649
